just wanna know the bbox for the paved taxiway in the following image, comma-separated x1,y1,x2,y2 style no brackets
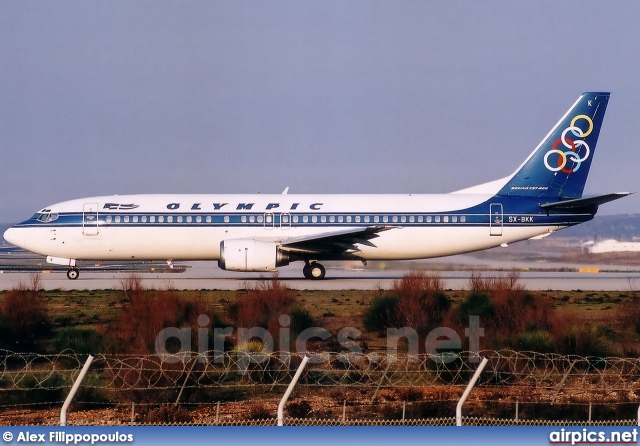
1,260,640,291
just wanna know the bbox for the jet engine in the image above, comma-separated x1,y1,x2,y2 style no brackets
218,239,290,272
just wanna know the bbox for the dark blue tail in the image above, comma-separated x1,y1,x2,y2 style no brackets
498,92,609,199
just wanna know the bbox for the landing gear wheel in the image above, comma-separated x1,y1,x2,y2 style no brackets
303,263,312,279
66,267,79,280
308,262,325,280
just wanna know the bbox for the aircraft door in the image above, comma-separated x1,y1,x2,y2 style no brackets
280,213,291,230
83,203,99,236
490,203,503,236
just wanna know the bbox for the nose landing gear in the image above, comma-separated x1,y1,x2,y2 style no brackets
66,267,80,280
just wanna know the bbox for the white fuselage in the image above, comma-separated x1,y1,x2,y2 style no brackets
4,192,564,262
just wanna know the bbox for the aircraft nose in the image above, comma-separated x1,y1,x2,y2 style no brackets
3,227,23,248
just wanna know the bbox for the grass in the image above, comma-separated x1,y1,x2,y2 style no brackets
0,286,637,356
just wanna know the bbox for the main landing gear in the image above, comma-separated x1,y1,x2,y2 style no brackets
302,262,325,280
66,267,80,280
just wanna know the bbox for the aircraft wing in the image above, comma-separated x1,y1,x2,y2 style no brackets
540,192,632,210
280,226,396,254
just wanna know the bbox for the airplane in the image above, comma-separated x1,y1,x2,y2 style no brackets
3,92,631,280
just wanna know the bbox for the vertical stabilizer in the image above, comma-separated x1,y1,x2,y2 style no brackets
498,92,609,199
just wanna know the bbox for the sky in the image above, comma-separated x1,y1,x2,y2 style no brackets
1,1,639,223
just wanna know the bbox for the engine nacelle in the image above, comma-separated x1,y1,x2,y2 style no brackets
218,239,290,272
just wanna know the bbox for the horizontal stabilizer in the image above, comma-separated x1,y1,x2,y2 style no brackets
540,192,632,210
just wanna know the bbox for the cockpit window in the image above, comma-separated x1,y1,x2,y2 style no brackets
33,213,59,223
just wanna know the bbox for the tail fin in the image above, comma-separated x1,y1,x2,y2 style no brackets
498,92,609,199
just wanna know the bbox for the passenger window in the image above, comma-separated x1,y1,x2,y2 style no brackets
132,216,139,223
150,216,156,223
329,216,335,223
206,216,212,223
249,215,255,223
293,215,299,223
346,216,352,223
186,216,192,223
115,216,121,223
338,216,343,223
461,216,466,223
167,216,173,223
392,216,398,223
241,216,247,223
257,215,264,223
443,216,449,223
158,216,164,223
409,216,414,223
196,216,202,223
435,216,441,223
106,216,112,223
141,216,147,223
224,216,230,223
374,216,379,223
452,216,457,223
176,216,182,223
426,216,432,223
124,216,130,223
320,216,326,223
311,216,317,223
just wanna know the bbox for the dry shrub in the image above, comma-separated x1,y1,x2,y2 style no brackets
233,277,295,328
394,271,450,333
0,274,52,351
466,271,555,334
616,293,640,335
140,404,192,424
551,314,613,357
248,403,272,420
286,400,313,418
102,275,209,354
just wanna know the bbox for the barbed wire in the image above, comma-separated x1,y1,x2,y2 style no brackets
2,349,640,396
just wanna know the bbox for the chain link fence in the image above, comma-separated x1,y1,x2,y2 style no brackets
1,349,639,425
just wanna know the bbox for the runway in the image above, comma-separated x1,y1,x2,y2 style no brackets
2,260,640,291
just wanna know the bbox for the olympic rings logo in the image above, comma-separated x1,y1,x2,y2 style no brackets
543,114,594,174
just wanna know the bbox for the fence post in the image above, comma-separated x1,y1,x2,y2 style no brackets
175,355,198,406
456,357,488,426
60,355,94,426
277,355,309,426
342,400,346,424
552,360,576,405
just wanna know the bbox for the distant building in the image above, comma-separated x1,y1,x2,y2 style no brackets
585,239,640,253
